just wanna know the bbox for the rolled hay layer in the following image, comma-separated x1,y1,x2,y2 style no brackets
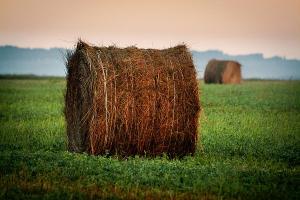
65,41,200,157
204,59,242,84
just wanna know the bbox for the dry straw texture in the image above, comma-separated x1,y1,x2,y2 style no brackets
65,41,200,157
204,59,242,84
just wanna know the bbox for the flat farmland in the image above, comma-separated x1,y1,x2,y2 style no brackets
0,78,299,199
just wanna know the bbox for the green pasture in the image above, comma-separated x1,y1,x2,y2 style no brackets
0,78,299,199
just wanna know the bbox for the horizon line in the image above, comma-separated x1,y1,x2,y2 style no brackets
1,44,300,60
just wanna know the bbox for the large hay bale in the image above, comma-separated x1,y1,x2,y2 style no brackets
204,59,242,84
65,41,200,157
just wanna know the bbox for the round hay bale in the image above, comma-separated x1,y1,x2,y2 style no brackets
65,40,201,158
204,59,242,84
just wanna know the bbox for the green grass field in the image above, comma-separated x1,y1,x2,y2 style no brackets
0,78,299,199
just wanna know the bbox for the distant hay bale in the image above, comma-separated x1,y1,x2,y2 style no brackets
204,59,242,84
65,41,200,157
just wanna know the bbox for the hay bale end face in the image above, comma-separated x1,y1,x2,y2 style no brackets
204,59,242,84
65,41,200,157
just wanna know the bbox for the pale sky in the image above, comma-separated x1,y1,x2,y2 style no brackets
1,0,300,58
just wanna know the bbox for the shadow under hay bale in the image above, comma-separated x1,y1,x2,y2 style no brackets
204,59,242,84
65,41,200,158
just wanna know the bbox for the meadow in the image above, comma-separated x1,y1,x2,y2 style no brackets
0,77,299,199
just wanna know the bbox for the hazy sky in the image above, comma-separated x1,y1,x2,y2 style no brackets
1,0,300,58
